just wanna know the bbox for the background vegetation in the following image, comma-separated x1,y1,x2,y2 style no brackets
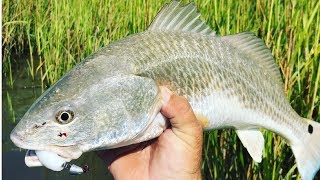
3,0,320,179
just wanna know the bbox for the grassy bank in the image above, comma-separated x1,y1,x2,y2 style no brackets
3,0,320,179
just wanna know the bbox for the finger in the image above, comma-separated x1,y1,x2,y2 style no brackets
160,87,202,136
106,140,155,177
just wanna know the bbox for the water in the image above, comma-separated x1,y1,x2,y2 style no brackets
2,56,113,180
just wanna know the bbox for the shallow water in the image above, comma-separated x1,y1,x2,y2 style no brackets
2,56,113,180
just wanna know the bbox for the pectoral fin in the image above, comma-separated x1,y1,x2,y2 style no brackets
236,129,264,162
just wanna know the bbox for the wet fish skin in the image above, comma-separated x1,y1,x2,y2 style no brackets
10,1,320,179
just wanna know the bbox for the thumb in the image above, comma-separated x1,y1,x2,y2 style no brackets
160,87,203,142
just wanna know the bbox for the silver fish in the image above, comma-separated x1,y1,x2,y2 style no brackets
10,1,320,179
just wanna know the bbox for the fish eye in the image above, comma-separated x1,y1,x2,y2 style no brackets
56,110,74,124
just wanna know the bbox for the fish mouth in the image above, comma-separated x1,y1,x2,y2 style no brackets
10,131,82,161
11,133,85,174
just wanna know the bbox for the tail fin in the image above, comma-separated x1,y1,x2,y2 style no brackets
291,119,320,180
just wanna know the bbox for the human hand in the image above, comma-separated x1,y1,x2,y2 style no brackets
97,88,203,180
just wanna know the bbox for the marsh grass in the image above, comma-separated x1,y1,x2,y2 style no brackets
6,92,15,123
2,0,320,179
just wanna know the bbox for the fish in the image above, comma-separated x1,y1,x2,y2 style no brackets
10,1,320,179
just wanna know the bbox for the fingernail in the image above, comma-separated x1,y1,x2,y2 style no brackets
160,86,172,105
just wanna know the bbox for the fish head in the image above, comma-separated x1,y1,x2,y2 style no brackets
10,64,162,160
10,71,97,159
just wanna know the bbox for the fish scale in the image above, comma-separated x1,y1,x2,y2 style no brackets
103,29,307,140
10,1,320,179
130,28,314,170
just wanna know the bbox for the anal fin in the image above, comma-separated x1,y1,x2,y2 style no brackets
236,129,264,162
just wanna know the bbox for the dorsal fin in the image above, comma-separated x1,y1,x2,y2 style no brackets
222,32,283,85
148,1,215,35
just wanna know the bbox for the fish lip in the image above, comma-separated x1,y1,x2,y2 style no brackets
10,131,29,149
10,132,78,160
10,132,41,151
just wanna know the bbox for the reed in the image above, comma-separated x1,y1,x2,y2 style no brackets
3,0,319,179
6,92,15,123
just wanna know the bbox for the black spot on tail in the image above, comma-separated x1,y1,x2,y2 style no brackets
308,124,313,134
